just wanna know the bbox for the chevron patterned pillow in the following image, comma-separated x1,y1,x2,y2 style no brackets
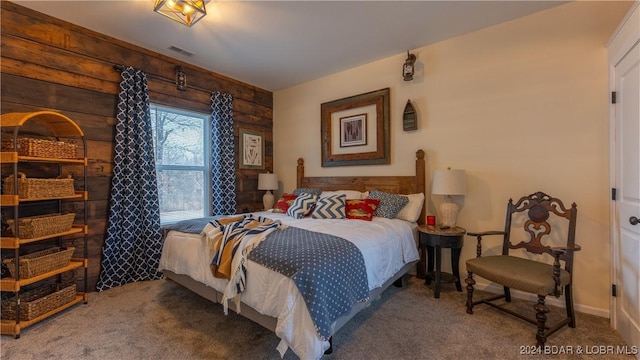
286,193,318,219
311,194,346,219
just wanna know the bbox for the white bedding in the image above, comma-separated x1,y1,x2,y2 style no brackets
158,211,419,359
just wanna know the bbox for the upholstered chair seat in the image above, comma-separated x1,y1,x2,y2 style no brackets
466,255,570,296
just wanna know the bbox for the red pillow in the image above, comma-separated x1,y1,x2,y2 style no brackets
346,199,380,221
273,193,298,213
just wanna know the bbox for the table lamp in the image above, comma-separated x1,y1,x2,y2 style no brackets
258,172,278,210
432,168,466,227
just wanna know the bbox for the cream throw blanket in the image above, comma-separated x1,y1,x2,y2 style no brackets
201,214,285,313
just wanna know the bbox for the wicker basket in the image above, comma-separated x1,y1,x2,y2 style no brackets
1,137,77,159
6,213,76,238
3,173,75,199
1,283,77,321
2,246,76,279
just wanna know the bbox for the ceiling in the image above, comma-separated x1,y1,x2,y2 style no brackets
15,1,566,92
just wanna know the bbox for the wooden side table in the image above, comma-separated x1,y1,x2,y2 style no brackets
418,225,466,298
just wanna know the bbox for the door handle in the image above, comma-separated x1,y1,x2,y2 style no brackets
631,216,639,226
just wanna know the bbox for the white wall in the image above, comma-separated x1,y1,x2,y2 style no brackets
273,1,632,315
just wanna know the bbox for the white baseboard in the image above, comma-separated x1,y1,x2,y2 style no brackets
472,281,610,319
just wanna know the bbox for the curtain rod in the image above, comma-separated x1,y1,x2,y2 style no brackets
113,64,167,81
112,63,215,94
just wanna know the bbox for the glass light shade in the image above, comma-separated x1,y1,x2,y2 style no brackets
154,0,207,27
258,173,278,191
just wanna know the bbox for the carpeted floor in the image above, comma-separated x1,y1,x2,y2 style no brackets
1,276,635,360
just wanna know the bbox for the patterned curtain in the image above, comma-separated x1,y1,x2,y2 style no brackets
210,91,237,215
96,67,163,291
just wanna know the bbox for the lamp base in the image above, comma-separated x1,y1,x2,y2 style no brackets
439,197,459,227
263,190,275,210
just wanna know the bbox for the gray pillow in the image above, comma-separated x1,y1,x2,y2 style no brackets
292,187,322,196
368,189,409,219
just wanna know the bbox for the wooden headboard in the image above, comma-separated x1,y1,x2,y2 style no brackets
296,149,426,224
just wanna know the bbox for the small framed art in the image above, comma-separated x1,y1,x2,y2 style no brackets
340,114,367,147
239,128,265,169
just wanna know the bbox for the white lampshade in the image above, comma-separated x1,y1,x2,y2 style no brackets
432,169,466,196
432,168,466,227
258,173,278,190
258,172,278,210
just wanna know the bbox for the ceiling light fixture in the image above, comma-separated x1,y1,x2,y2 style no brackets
154,0,207,27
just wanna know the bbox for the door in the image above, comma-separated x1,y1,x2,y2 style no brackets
613,38,640,351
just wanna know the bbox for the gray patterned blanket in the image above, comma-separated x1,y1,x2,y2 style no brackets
248,226,369,340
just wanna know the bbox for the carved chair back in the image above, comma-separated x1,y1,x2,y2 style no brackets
502,191,578,271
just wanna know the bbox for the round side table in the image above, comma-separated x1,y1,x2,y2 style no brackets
418,225,466,298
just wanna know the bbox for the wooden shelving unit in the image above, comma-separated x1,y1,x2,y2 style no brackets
0,294,87,337
0,111,89,338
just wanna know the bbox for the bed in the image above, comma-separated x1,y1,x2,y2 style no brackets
158,150,427,359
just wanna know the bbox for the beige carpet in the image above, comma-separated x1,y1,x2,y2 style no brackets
1,276,634,360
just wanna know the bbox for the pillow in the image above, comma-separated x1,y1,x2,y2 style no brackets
272,193,298,213
292,187,322,196
367,190,409,219
311,194,346,219
319,190,364,200
345,199,380,221
286,193,318,219
395,193,425,222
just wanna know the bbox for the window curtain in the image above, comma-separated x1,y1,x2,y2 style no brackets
96,67,163,291
210,91,237,215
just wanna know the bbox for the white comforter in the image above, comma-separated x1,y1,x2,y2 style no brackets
158,211,419,360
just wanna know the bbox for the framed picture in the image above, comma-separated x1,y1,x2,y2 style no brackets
321,88,390,167
340,114,367,147
239,128,264,169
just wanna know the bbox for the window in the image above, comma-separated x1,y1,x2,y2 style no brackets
150,104,210,224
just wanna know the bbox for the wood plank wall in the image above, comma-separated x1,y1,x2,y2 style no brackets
0,2,273,291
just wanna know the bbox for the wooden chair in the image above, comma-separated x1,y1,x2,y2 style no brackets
464,191,580,346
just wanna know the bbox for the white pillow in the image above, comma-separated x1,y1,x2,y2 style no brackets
395,193,424,222
320,190,364,200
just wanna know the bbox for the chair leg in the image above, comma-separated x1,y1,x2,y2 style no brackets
465,272,475,314
504,286,511,302
565,284,576,328
534,295,549,347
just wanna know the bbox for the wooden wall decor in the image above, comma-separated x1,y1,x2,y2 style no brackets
403,99,417,131
0,1,273,291
321,88,390,167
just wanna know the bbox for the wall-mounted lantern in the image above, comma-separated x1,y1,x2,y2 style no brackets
403,51,417,81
